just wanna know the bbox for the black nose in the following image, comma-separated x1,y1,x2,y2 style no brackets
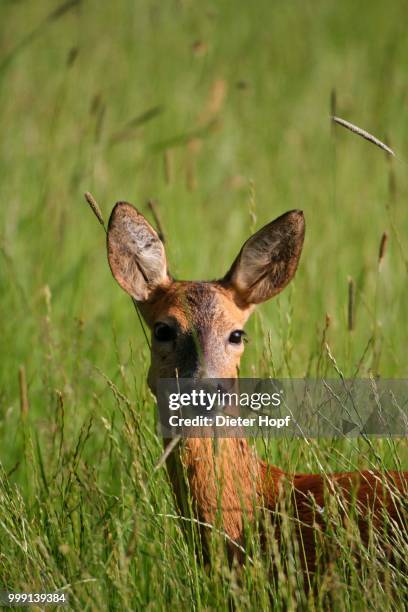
176,332,200,378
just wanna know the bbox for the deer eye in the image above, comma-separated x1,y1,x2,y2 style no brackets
228,330,246,345
154,322,177,342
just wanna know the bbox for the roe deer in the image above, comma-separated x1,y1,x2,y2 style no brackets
106,201,407,575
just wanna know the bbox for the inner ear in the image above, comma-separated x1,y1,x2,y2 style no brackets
107,202,170,302
220,210,305,305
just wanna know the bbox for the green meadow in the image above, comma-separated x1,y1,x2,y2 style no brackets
1,1,407,609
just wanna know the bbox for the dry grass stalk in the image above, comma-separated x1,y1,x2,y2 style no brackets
18,365,29,417
66,46,79,67
90,95,106,144
84,192,106,228
185,139,202,192
109,106,163,145
147,200,166,244
199,78,227,124
249,180,257,231
332,116,395,157
154,436,181,471
192,40,208,57
49,0,81,22
378,232,388,265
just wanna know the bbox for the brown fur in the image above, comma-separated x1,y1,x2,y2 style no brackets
139,282,252,391
165,437,407,572
260,464,407,575
165,437,259,561
106,202,407,576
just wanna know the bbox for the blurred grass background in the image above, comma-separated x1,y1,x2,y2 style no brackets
1,0,408,609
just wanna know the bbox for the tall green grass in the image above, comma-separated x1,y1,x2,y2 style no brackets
1,1,407,609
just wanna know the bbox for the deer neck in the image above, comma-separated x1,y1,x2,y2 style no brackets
154,369,289,545
165,435,271,543
160,381,285,542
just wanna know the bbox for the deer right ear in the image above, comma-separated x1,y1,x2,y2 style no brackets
107,202,170,302
221,210,305,305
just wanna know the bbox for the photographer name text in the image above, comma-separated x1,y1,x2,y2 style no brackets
168,414,291,428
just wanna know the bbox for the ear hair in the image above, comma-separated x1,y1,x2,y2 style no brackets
221,210,305,305
107,202,170,302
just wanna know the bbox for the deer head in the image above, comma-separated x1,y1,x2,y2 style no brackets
107,202,305,394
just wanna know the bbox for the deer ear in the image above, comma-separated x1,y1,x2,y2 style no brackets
221,210,305,305
107,202,170,302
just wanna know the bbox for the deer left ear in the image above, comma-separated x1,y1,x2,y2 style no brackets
221,210,305,305
107,202,170,302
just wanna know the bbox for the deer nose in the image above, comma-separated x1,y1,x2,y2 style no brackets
195,364,221,380
180,331,225,379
